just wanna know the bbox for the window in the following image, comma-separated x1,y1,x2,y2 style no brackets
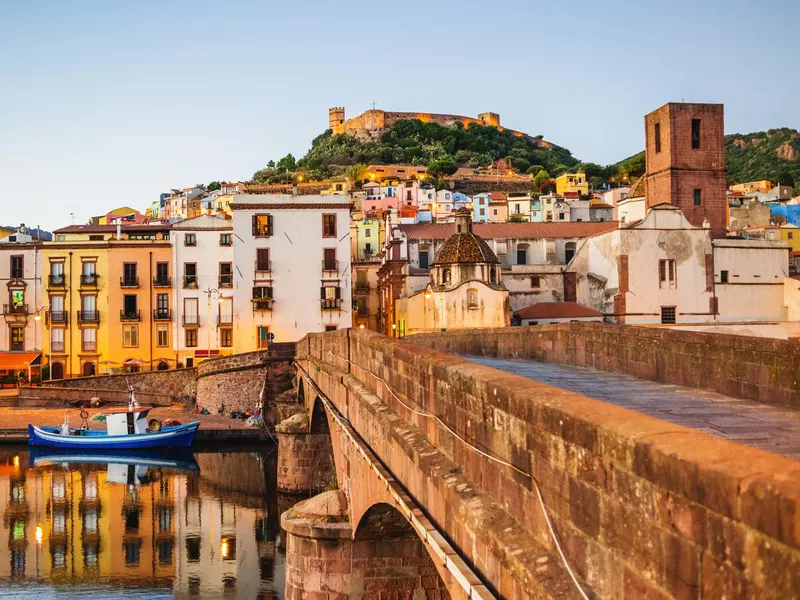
252,214,273,237
184,298,199,325
122,262,137,286
123,324,139,348
790,232,795,240
220,328,233,347
185,328,198,348
365,228,371,237
122,294,138,319
184,233,196,246
183,263,197,288
257,326,270,349
493,209,498,216
479,208,485,216
558,213,565,221
467,288,478,309
325,325,337,332
10,327,24,351
49,261,65,285
10,256,23,279
82,328,96,352
661,306,677,324
659,259,677,289
691,119,701,149
654,122,661,153
156,325,169,348
256,248,270,271
565,242,577,263
694,189,702,206
720,270,729,283
531,276,541,289
219,233,232,246
442,268,451,284
517,246,528,265
155,262,169,285
322,214,337,238
419,249,430,270
156,293,169,319
83,362,96,376
51,328,65,352
323,248,337,271
253,286,273,300
219,262,233,287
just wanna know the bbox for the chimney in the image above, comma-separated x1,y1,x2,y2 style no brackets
116,222,122,240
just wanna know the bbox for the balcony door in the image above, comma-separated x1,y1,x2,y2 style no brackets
82,295,96,314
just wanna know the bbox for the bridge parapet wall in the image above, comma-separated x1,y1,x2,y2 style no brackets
301,327,800,599
411,323,800,410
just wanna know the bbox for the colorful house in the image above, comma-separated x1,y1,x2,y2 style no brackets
555,173,589,196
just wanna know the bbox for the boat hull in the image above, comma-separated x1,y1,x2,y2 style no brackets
28,422,200,449
28,447,199,472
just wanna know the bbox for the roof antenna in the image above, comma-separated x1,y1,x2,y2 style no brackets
70,213,76,225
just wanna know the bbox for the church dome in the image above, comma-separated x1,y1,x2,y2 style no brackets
432,207,500,265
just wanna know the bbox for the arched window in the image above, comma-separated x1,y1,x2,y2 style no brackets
516,243,529,265
82,362,96,377
124,360,141,373
51,362,64,380
490,266,497,284
157,361,169,371
442,268,451,284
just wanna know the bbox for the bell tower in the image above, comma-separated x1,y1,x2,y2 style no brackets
328,107,345,133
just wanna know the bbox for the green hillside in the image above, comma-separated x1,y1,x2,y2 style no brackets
252,119,580,184
610,128,800,187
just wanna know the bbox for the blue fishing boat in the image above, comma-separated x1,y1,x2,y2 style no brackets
28,387,200,450
28,448,200,475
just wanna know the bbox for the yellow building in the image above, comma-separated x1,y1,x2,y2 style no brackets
730,180,772,195
778,224,800,252
42,223,174,378
555,172,589,196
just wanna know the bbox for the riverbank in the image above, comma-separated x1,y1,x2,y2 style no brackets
0,403,266,443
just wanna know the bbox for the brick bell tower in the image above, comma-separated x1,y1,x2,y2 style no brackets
644,103,727,237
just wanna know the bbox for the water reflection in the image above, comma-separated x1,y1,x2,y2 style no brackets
0,447,283,599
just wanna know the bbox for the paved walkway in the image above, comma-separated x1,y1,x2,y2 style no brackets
466,357,800,461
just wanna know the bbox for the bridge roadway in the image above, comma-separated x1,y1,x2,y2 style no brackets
467,356,800,461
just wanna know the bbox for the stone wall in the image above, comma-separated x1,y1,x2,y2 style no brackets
299,328,800,599
411,322,800,410
40,368,197,402
18,386,171,407
195,347,295,416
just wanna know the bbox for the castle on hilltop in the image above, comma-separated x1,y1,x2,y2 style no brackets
328,106,551,148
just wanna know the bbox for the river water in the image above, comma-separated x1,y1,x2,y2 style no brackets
0,446,286,599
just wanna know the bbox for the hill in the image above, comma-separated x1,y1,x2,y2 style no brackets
252,119,580,184
609,128,800,187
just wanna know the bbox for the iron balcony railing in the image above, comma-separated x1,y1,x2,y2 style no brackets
153,309,172,321
321,298,342,310
254,260,271,273
183,276,198,289
48,310,67,324
218,275,233,288
3,304,29,316
120,276,140,288
355,281,370,292
153,276,172,288
182,314,199,326
252,298,274,311
51,342,65,353
321,260,339,273
218,313,234,325
77,310,100,323
48,274,66,287
80,274,99,286
120,310,141,321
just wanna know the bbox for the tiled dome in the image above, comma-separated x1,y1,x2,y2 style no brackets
432,208,500,265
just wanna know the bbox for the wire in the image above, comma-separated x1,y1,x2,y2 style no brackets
314,350,590,600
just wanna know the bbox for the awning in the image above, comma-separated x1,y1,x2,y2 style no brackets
0,352,41,370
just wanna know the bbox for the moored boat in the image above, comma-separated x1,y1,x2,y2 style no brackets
27,386,200,450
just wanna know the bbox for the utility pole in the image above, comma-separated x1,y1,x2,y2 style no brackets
203,287,220,362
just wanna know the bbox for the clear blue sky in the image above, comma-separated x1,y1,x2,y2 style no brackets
1,0,797,231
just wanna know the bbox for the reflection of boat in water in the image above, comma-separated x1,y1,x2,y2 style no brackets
29,448,199,485
28,386,200,449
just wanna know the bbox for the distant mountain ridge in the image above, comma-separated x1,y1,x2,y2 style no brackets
611,128,800,186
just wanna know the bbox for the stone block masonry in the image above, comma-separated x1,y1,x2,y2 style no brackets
40,368,197,402
411,322,800,411
299,327,800,599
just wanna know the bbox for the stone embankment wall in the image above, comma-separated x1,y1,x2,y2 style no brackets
18,386,171,407
299,327,800,599
40,368,197,402
412,322,800,410
195,346,295,416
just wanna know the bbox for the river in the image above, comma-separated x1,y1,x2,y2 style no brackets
0,445,286,599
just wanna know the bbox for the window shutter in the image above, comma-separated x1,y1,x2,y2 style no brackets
267,287,273,299
320,287,326,300
335,286,341,300
252,287,258,300
252,215,257,236
267,215,273,236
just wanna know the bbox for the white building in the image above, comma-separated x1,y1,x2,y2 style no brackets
231,195,352,349
171,215,234,368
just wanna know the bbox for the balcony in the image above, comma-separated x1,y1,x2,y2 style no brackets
182,314,199,327
254,260,271,274
48,274,66,288
153,276,172,288
321,260,339,274
77,310,100,324
218,313,234,325
82,342,97,353
354,252,379,264
51,342,65,353
153,309,172,321
80,274,99,287
120,310,141,321
3,304,29,317
252,298,274,312
355,281,370,293
183,276,198,289
218,275,233,288
321,298,343,311
48,311,68,324
120,276,140,288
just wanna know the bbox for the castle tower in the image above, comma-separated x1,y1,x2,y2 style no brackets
478,112,500,127
328,107,345,132
644,103,727,237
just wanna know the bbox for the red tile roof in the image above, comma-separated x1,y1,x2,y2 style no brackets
515,302,603,319
53,223,171,234
563,191,580,199
591,203,614,209
398,221,618,240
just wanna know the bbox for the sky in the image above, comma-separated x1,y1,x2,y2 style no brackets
1,0,798,231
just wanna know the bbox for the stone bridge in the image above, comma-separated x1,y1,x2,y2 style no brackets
280,325,800,599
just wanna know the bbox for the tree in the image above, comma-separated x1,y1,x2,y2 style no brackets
267,160,276,169
507,213,527,223
427,156,458,177
207,181,222,192
777,171,795,187
344,163,368,184
532,169,552,190
276,154,297,172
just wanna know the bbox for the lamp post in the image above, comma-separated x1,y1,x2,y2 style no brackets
32,307,46,381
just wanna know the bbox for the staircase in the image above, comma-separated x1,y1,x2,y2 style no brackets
0,393,19,408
